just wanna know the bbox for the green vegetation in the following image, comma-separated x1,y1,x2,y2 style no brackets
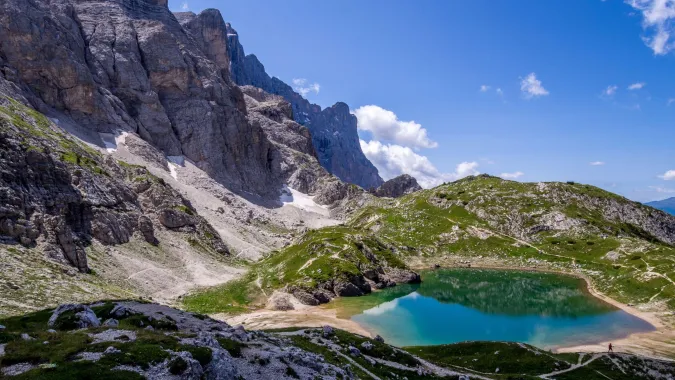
174,204,195,215
406,341,574,376
185,174,675,316
216,337,245,358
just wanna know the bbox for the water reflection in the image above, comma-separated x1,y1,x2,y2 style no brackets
326,269,654,348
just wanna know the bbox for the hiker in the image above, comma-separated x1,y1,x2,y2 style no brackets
608,343,614,353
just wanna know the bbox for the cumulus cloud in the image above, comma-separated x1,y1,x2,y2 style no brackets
359,140,478,188
520,73,549,98
604,85,618,96
499,172,524,179
181,1,189,10
628,82,646,90
626,0,675,55
292,78,320,97
354,105,438,150
590,161,606,166
480,85,491,92
658,169,675,180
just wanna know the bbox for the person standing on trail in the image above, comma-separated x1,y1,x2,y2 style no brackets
608,343,614,353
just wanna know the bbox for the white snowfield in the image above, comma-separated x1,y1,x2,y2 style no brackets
98,131,129,153
280,185,330,217
166,155,185,181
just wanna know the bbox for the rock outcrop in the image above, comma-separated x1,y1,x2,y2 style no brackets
0,0,280,196
373,174,422,198
0,97,228,272
225,22,384,190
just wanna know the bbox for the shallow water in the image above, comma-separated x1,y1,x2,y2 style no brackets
324,268,655,348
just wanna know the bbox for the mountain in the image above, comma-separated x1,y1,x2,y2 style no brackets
0,0,282,197
0,0,376,316
223,22,385,190
647,197,675,215
185,175,675,313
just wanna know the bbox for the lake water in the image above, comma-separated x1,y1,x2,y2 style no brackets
324,268,655,349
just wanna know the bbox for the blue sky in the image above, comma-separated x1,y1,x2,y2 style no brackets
170,0,675,202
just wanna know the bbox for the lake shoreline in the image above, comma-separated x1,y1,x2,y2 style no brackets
410,262,675,361
215,261,675,361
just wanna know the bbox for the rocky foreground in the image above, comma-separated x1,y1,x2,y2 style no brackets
1,301,674,379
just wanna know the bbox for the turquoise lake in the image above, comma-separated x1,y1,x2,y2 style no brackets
325,268,655,349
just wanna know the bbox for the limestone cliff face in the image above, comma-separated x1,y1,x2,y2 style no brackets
0,0,280,196
0,96,227,273
225,23,384,190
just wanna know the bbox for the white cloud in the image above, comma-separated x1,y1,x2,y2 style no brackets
499,171,524,179
649,186,675,193
359,140,478,188
626,0,675,55
604,85,618,96
520,73,549,98
590,161,606,166
658,169,675,180
354,105,438,150
292,78,320,97
480,85,491,92
628,82,646,90
496,88,503,96
667,98,675,106
181,1,189,10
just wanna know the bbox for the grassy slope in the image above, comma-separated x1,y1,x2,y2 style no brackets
183,175,675,314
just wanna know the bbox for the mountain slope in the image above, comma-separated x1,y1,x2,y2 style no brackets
184,175,675,314
647,197,675,216
223,21,384,190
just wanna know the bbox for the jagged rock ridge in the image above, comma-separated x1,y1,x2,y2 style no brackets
224,22,385,190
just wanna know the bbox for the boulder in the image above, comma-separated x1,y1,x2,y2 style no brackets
292,290,320,306
159,209,194,229
48,304,101,330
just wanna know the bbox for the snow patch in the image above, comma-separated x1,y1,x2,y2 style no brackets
166,155,184,181
279,185,329,216
99,131,129,153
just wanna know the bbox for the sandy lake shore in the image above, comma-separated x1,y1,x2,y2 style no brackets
213,259,675,361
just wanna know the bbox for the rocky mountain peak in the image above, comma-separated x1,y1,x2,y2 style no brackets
373,174,423,198
224,22,384,190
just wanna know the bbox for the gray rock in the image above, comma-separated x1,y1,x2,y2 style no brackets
204,347,239,380
374,335,384,343
103,318,119,327
20,333,34,341
348,346,361,357
373,174,422,198
322,325,334,338
360,341,374,351
48,304,101,329
104,346,122,355
0,325,4,330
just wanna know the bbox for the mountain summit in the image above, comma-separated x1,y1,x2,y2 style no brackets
224,22,384,190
